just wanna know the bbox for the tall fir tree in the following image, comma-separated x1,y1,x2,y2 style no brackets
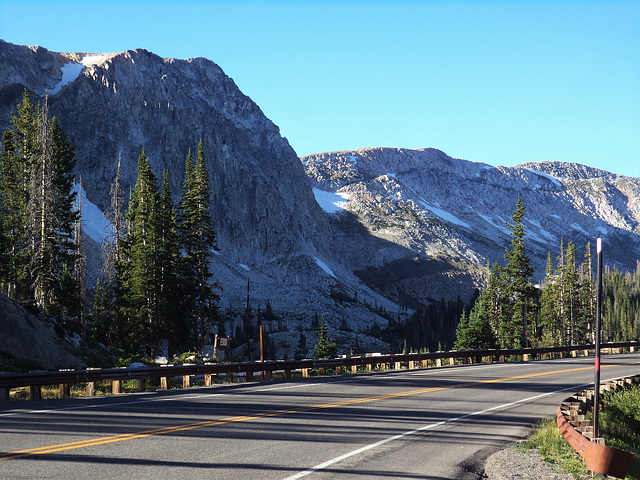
0,91,78,317
178,141,219,350
118,148,162,354
500,197,536,348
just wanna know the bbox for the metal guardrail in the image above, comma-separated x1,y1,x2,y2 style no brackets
557,375,638,478
1,341,638,402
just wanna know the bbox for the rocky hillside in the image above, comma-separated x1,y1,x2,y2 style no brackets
1,40,639,348
0,40,397,343
303,148,640,307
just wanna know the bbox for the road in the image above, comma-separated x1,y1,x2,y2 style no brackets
1,352,638,480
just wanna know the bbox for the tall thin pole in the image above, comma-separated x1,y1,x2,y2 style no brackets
593,238,603,440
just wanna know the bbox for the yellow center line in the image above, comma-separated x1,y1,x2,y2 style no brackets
1,360,637,461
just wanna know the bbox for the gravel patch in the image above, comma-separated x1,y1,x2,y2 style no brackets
484,446,587,480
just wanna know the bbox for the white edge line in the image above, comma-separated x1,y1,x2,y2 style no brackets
280,381,596,480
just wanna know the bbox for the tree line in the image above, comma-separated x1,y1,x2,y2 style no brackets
454,198,639,351
0,92,220,357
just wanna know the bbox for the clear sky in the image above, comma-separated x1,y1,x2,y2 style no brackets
2,1,639,177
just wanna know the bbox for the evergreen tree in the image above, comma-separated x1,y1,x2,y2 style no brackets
313,318,337,359
0,91,78,316
155,170,182,351
178,141,219,350
118,148,161,354
500,197,536,348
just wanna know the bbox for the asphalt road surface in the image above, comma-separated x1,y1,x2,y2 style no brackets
1,352,639,480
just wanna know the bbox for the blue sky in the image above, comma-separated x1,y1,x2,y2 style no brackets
2,1,639,177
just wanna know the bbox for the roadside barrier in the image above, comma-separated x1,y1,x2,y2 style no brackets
557,375,638,479
0,341,637,403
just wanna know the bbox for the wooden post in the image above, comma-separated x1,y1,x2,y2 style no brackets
182,375,191,388
59,383,70,399
499,355,505,363
160,377,168,390
319,367,325,376
30,385,42,401
302,368,309,378
112,380,122,394
449,357,455,366
335,366,342,375
284,369,292,379
247,371,254,382
0,387,9,402
395,361,401,370
205,373,212,386
366,363,372,372
225,373,233,383
86,381,96,396
351,365,357,374
136,379,146,392
523,354,529,362
421,359,428,368
409,360,415,369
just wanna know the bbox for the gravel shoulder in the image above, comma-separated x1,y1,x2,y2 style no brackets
484,445,588,480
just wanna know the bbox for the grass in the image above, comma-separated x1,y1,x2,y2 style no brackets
522,418,588,479
523,383,640,480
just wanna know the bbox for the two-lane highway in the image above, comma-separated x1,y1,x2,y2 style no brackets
1,353,638,479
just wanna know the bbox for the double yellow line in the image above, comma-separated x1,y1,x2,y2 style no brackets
0,362,634,461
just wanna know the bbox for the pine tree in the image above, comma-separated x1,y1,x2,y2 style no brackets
178,141,219,350
0,91,78,315
155,170,181,352
313,318,337,359
118,148,161,354
501,197,536,348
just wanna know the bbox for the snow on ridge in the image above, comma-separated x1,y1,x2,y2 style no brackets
81,54,111,66
418,200,470,228
46,62,85,95
313,188,350,213
239,264,250,271
73,183,112,243
314,257,337,279
526,169,562,188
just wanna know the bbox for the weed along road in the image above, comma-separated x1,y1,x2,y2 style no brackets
1,353,639,480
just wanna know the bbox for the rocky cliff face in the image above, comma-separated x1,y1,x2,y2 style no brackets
303,148,640,306
0,40,396,344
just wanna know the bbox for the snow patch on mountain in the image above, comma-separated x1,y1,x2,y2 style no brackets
313,188,350,213
73,183,112,244
47,62,84,95
418,200,470,228
314,257,337,279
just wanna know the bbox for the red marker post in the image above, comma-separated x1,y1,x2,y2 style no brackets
593,238,603,440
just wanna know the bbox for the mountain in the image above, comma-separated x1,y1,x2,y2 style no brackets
303,147,640,308
0,40,397,359
1,40,639,359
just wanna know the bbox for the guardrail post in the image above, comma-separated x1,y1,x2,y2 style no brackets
30,385,42,401
225,373,233,383
302,368,309,378
449,357,455,366
0,387,9,402
436,358,442,367
351,365,357,374
631,346,636,353
86,381,96,396
319,367,325,376
183,375,191,388
395,361,401,370
284,369,292,379
59,383,70,398
112,380,122,394
523,354,529,362
499,355,505,363
205,373,212,386
247,371,254,382
136,379,146,392
409,360,415,369
262,370,272,381
160,377,168,390
366,363,372,372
